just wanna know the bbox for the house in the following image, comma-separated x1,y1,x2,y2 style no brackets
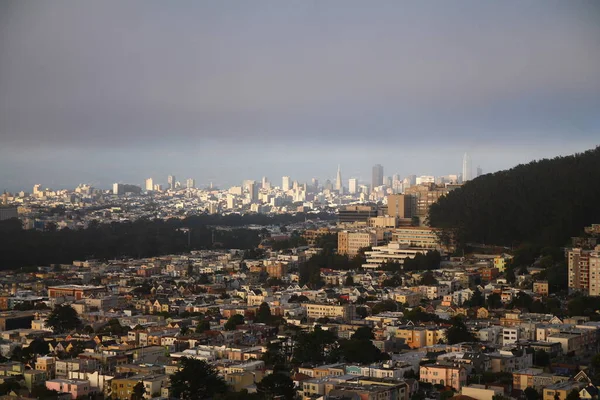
419,362,467,390
543,381,586,400
45,379,91,399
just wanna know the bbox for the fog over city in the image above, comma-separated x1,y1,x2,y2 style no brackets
1,1,599,191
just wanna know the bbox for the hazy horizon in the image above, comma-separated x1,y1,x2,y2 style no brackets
1,1,599,192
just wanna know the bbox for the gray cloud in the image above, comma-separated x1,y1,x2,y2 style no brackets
0,1,599,189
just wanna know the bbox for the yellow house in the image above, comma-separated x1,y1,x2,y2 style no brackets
223,371,256,391
543,381,586,400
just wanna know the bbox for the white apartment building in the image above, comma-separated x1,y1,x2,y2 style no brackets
363,242,428,268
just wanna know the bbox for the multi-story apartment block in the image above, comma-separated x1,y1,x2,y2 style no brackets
568,246,600,295
302,303,355,321
419,362,467,390
338,231,378,257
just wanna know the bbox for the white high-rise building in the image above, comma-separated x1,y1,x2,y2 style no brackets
186,178,195,189
348,178,358,194
145,178,154,191
462,153,472,183
282,176,291,191
168,175,176,190
336,165,343,193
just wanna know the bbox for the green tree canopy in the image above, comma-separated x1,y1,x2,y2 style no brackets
255,302,272,324
130,382,145,400
170,358,228,400
45,304,82,334
224,314,245,331
352,326,375,341
446,316,477,344
196,319,211,333
256,373,296,400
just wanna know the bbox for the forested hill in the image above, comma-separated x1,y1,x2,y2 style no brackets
428,146,600,248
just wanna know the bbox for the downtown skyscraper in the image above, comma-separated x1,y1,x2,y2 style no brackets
372,164,384,191
335,165,343,193
462,153,472,183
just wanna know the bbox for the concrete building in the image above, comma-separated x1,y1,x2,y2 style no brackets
372,164,384,191
568,246,600,296
349,178,358,194
392,227,442,250
0,206,18,221
420,362,467,390
404,183,450,217
364,243,430,268
461,384,504,400
145,178,153,191
302,303,355,321
387,194,413,220
46,379,91,399
533,281,549,296
338,205,379,225
338,231,378,257
282,176,291,192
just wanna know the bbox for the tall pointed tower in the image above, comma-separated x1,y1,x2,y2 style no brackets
336,165,343,193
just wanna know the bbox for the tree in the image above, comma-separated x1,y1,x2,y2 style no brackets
486,293,502,309
196,319,211,333
0,380,21,396
428,147,600,248
131,382,146,400
30,385,60,400
524,387,540,400
345,275,354,286
256,373,296,400
533,350,550,367
352,326,375,341
292,326,337,365
224,314,244,331
356,306,368,319
566,390,580,400
446,316,477,344
506,268,516,284
419,271,438,285
371,300,398,315
261,341,285,367
468,288,484,307
170,357,228,400
45,304,82,334
255,302,272,324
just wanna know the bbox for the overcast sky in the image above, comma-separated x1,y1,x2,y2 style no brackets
1,1,599,191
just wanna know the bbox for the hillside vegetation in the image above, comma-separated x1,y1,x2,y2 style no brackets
428,146,600,248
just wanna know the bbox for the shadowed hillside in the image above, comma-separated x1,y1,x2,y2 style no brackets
428,146,600,248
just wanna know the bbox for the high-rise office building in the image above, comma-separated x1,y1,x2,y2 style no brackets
568,246,600,296
312,178,319,191
462,153,472,183
145,178,154,191
404,183,449,217
387,194,413,219
168,175,176,190
476,166,483,177
247,181,258,202
372,164,384,191
282,176,291,191
336,165,343,193
186,178,195,189
348,178,358,194
113,183,122,195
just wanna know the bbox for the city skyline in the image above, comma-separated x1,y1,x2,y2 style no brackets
3,145,592,193
1,1,599,191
